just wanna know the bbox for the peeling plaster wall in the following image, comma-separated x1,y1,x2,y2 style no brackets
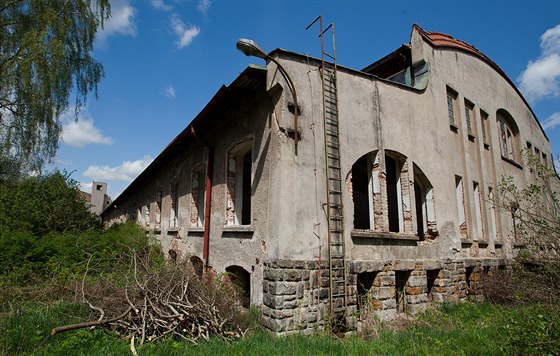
104,26,553,327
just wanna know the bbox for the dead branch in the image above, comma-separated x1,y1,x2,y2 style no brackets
50,306,132,336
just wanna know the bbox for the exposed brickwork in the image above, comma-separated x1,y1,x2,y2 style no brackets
400,160,414,233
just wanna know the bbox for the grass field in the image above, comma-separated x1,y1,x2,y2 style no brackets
1,301,558,355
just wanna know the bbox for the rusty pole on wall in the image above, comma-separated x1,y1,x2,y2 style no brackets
190,126,214,267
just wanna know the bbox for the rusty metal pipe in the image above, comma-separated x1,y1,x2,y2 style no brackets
189,126,213,267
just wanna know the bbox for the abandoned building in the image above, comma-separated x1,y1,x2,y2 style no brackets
82,181,111,215
102,24,555,332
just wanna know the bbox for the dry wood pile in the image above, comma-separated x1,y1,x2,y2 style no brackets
51,254,250,346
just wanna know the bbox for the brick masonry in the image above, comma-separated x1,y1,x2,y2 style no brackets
262,258,507,333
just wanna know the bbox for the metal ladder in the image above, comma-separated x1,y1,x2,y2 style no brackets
307,16,347,326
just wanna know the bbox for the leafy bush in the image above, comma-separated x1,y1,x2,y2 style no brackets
0,223,155,290
0,170,97,236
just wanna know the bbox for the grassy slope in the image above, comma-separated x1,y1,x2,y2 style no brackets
1,302,558,355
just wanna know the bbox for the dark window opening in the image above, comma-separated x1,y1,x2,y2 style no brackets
190,256,203,278
225,265,250,308
352,155,370,229
357,271,378,311
386,155,400,232
415,180,425,240
426,269,439,300
96,184,103,191
465,266,473,289
241,150,252,225
395,271,410,313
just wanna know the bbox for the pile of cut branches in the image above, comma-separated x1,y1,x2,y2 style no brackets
51,252,250,346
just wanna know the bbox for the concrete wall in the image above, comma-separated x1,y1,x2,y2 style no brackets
104,26,553,330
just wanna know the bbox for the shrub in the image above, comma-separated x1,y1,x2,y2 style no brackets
0,170,97,237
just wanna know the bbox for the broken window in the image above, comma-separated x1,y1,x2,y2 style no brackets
386,155,403,233
480,110,489,148
170,183,179,228
226,141,253,226
413,164,436,239
487,186,498,242
497,109,519,162
446,87,458,127
352,154,372,229
455,176,468,239
155,190,162,228
190,171,205,228
464,99,474,136
472,182,484,240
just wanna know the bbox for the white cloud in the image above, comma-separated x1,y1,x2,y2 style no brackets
171,15,200,49
542,112,560,130
83,155,153,182
518,23,560,104
97,0,137,43
163,85,176,98
518,54,560,103
80,182,93,194
197,0,211,14
541,24,560,56
61,113,113,148
151,0,172,11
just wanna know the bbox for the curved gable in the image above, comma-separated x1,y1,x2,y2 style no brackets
412,24,547,141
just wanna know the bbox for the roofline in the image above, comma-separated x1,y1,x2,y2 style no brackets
103,66,266,215
412,24,548,142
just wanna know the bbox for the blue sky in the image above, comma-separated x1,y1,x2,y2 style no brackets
53,0,560,199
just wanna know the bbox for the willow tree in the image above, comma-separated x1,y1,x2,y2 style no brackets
0,0,110,183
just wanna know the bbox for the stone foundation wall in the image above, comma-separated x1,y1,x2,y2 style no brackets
262,258,507,333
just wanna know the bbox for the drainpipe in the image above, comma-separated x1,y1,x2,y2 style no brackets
203,145,214,267
190,126,214,267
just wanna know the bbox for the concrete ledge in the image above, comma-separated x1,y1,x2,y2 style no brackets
351,229,419,241
222,225,255,238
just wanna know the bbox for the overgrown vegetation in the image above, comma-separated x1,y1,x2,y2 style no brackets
2,302,558,355
495,151,560,261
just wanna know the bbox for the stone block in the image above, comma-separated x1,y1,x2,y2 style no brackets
405,286,423,295
296,283,304,298
270,282,296,295
284,269,303,281
432,286,448,294
407,276,426,287
383,299,396,309
394,260,416,271
423,259,442,270
431,293,446,303
407,294,428,304
381,276,395,286
264,269,281,281
373,286,393,299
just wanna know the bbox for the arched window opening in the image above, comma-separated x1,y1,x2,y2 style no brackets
496,109,520,162
225,265,250,308
226,141,253,226
352,154,371,229
190,256,203,278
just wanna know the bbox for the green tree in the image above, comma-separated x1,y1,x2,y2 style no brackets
495,153,560,261
0,0,110,183
0,170,98,236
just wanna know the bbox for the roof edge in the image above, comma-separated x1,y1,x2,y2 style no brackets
412,24,548,142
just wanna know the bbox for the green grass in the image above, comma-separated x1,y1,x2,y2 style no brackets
1,302,558,355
